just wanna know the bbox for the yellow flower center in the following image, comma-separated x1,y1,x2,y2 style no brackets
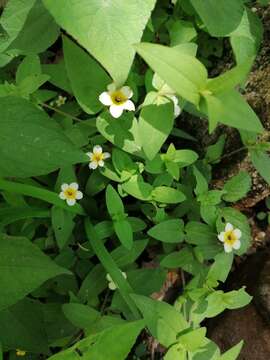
111,90,127,105
92,153,104,162
64,188,77,200
224,230,237,245
16,350,26,357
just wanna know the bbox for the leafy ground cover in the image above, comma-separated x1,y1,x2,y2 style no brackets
0,0,269,359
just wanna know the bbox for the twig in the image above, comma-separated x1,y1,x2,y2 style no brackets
40,102,83,122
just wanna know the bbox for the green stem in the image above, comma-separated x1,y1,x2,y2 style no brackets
84,218,140,319
0,178,85,216
40,102,83,122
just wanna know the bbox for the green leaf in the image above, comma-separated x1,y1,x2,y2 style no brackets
62,303,100,330
114,220,133,250
122,175,153,201
0,234,70,311
148,219,185,243
16,55,41,83
205,135,226,164
0,298,48,353
178,327,207,352
106,185,125,218
185,221,217,245
63,36,110,114
112,148,137,180
161,248,204,275
193,166,208,195
165,345,186,360
47,320,144,360
139,102,174,160
167,20,197,46
0,97,86,178
43,0,156,85
190,0,244,36
43,60,72,93
207,252,234,283
152,186,186,204
8,1,59,55
223,171,251,202
219,341,243,360
135,43,207,105
250,150,270,185
96,112,142,155
51,206,75,250
201,90,264,134
132,294,188,347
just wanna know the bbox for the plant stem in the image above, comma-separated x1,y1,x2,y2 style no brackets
84,218,140,319
40,102,83,122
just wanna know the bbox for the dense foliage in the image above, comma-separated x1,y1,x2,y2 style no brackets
0,0,269,359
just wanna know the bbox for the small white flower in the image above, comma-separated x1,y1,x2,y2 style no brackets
55,95,67,107
86,145,110,170
152,73,181,118
99,83,135,118
59,182,83,206
106,272,127,290
218,223,242,253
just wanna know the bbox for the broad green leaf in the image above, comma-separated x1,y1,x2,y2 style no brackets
96,112,142,155
106,185,125,217
0,97,86,178
201,90,264,134
185,221,217,245
16,55,41,83
112,148,137,179
0,234,70,311
193,166,208,195
250,149,270,185
86,170,110,196
43,0,156,85
0,298,48,353
152,186,186,204
132,294,188,347
114,220,133,250
230,9,263,64
167,20,197,46
178,327,207,352
63,36,110,114
0,206,49,229
51,206,75,249
219,341,243,360
217,207,251,255
165,345,186,360
223,171,251,202
198,190,224,206
122,175,153,201
148,219,185,243
0,0,36,57
7,1,59,55
135,43,207,105
47,320,144,360
161,248,204,275
62,303,100,329
139,102,174,160
207,252,234,283
43,60,72,93
190,0,245,36
205,135,226,164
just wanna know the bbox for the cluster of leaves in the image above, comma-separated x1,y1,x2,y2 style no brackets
0,0,269,359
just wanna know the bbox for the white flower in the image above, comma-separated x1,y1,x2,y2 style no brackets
218,223,242,253
99,83,135,118
86,145,110,170
106,272,127,290
59,182,83,206
55,95,67,107
152,73,181,118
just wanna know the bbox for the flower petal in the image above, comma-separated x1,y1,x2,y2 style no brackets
59,192,66,200
86,152,93,159
67,198,76,206
110,104,124,118
121,86,133,99
218,232,225,242
233,239,241,250
69,182,79,190
89,161,98,169
76,191,83,200
99,92,113,106
124,99,135,111
106,273,112,282
108,281,117,290
98,160,104,167
103,152,111,159
93,145,102,154
61,183,68,191
232,229,242,240
224,243,233,253
225,223,234,232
